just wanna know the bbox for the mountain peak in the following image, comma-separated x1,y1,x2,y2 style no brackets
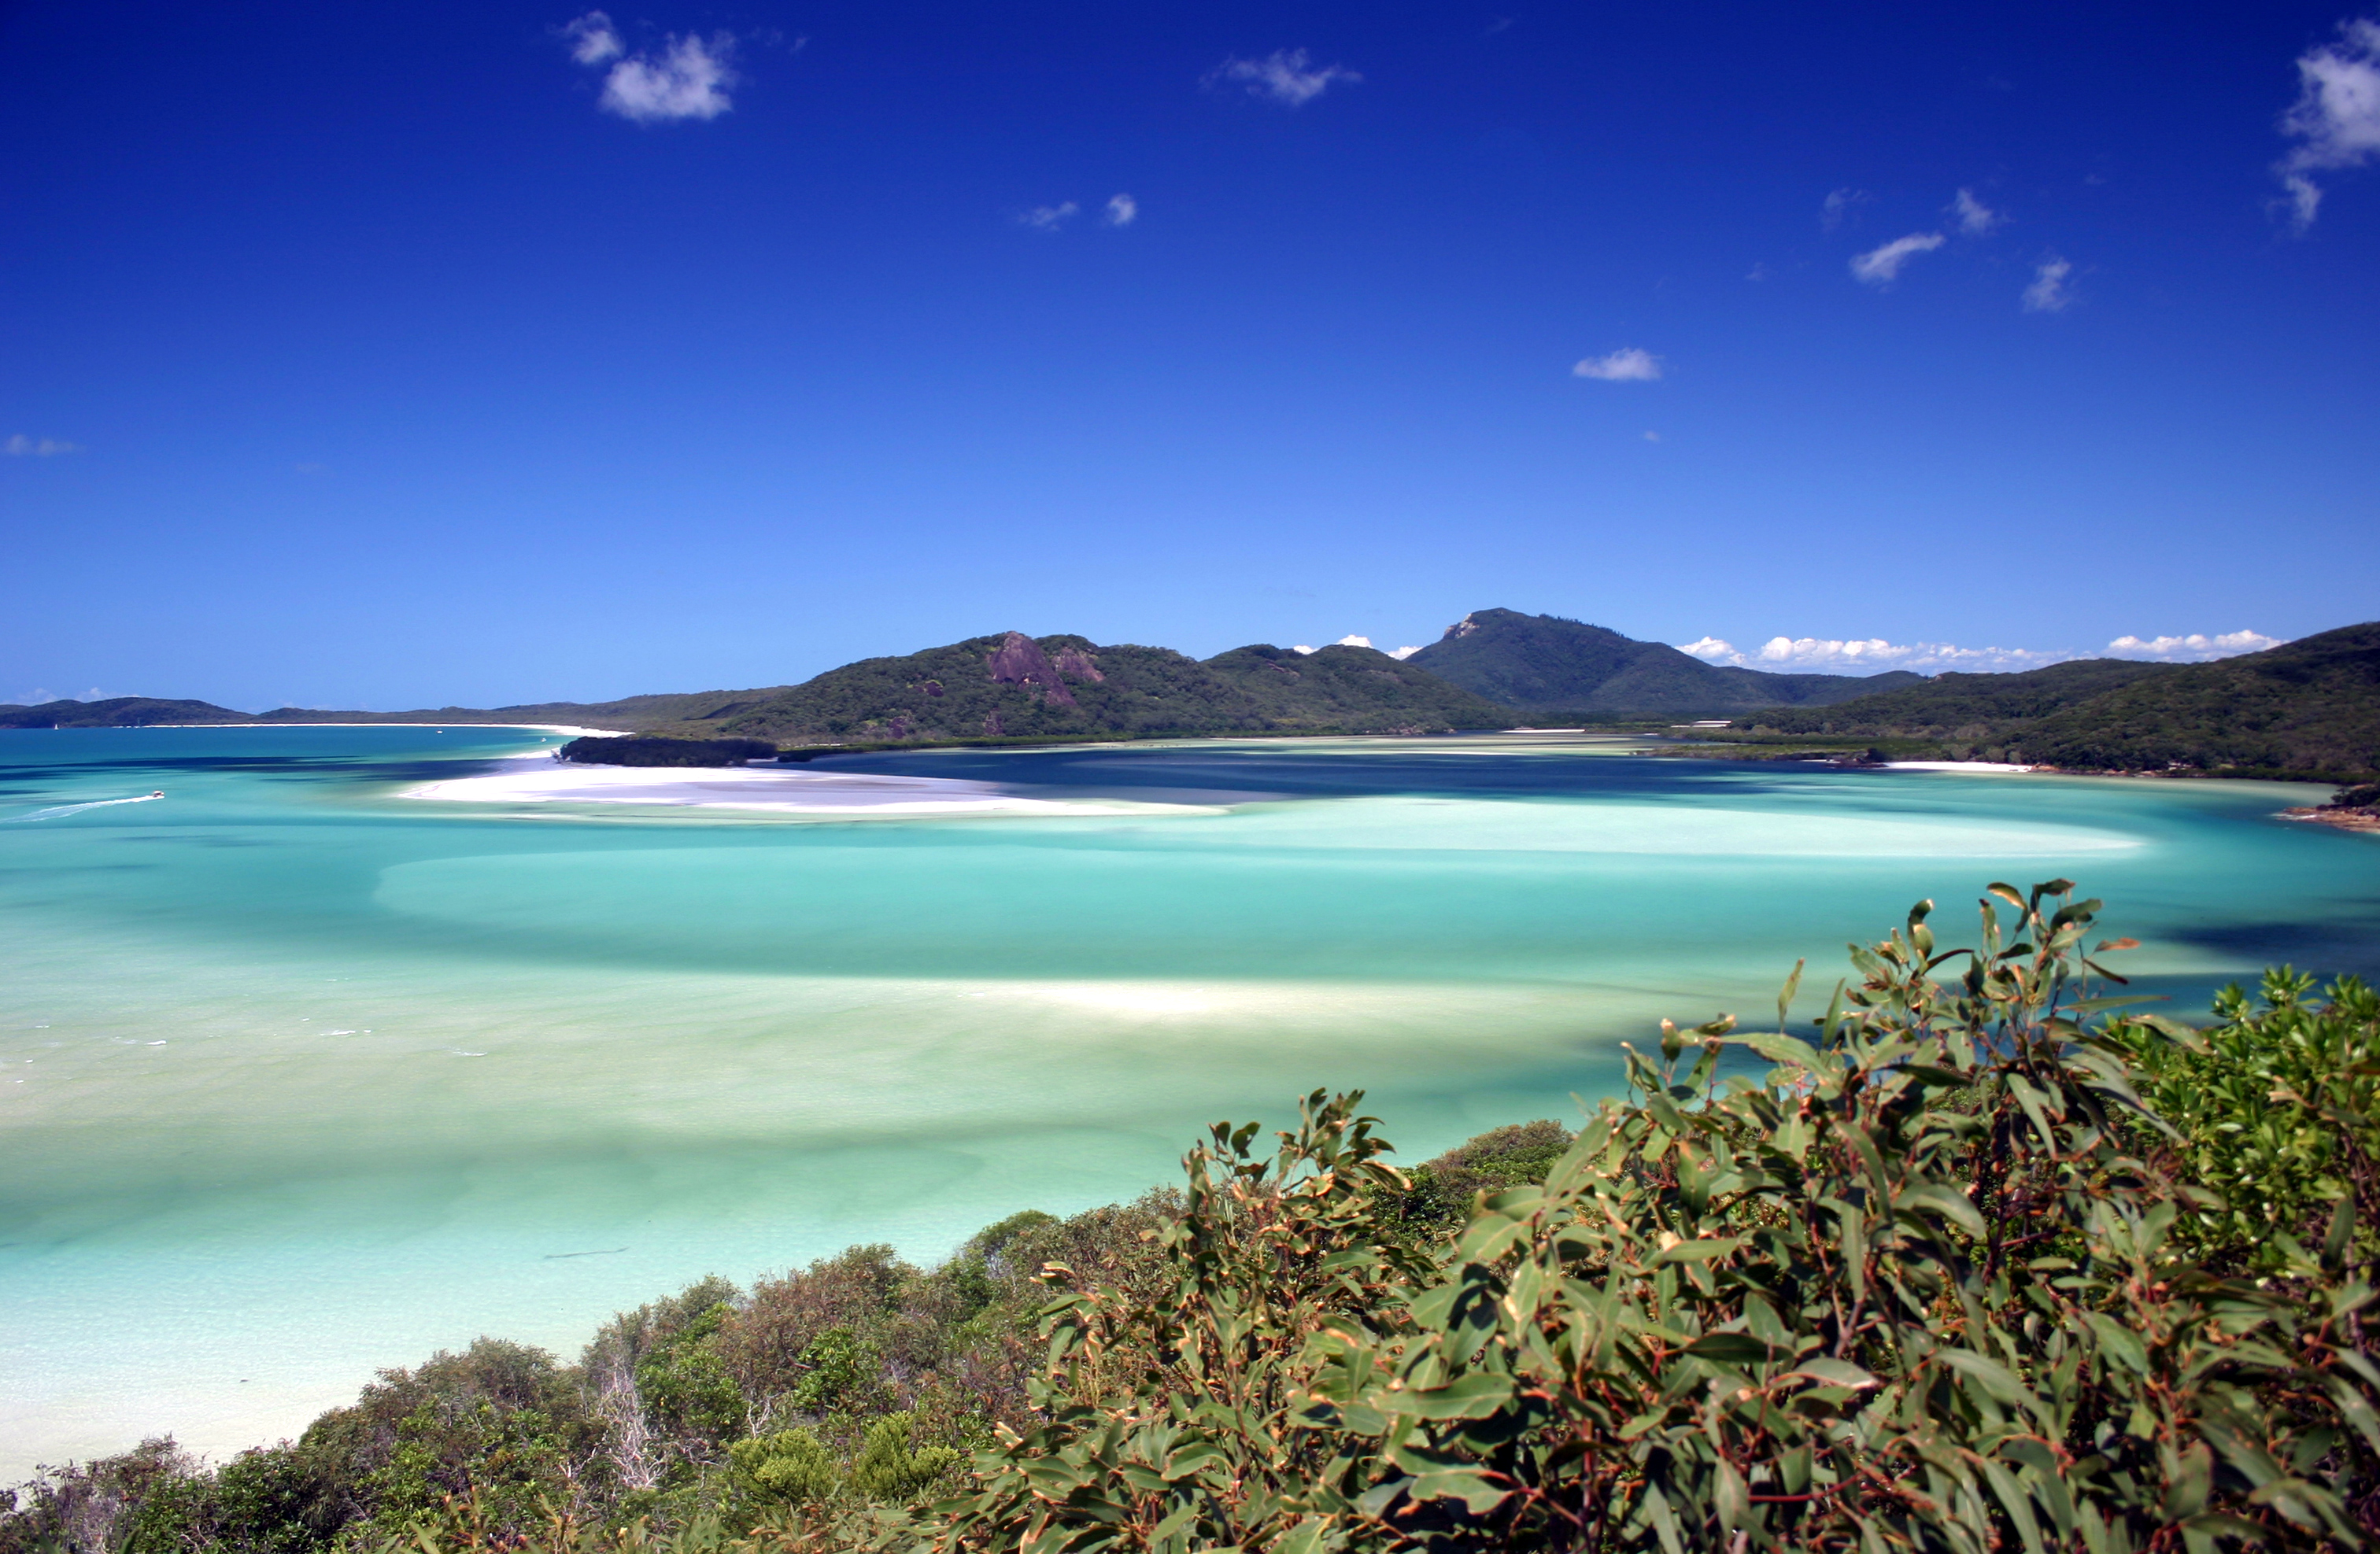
1408,609,1919,715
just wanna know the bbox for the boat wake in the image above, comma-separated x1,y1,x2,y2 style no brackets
5,792,166,823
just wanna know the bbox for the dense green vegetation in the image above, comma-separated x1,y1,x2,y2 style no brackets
558,737,779,767
1406,609,1920,716
11,883,2379,1553
1734,623,2380,777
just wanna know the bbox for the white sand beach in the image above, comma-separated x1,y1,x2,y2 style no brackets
403,761,1210,818
1885,761,2038,773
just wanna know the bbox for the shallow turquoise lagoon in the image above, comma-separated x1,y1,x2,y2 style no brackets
2,725,2374,1475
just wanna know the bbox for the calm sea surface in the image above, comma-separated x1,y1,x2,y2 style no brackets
3,725,2374,1475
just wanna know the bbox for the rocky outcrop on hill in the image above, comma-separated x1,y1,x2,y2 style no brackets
985,632,1081,707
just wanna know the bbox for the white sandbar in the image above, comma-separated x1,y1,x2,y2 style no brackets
404,761,1196,818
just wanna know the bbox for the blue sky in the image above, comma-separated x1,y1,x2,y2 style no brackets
4,2,2376,710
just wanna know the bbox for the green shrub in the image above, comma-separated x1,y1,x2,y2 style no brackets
2118,968,2380,1275
845,1416,960,1504
726,1430,838,1509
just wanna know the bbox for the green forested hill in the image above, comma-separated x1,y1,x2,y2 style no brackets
700,633,1508,744
1406,607,1920,714
2019,622,2380,773
1732,622,2380,776
1739,658,2182,736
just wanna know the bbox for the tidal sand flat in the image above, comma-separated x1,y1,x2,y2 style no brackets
2,725,2374,1477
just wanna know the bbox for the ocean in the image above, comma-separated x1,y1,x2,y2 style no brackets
2,724,2373,1477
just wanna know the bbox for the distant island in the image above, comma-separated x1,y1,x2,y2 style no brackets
6,610,2374,782
0,608,1920,741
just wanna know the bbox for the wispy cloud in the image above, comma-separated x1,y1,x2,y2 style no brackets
1018,201,1078,231
1951,187,2003,234
1103,193,1138,227
1678,636,2069,674
2105,629,2284,662
2022,256,2075,312
560,13,737,123
2278,16,2380,229
1203,48,1360,107
561,11,622,64
1572,347,1661,382
1820,187,1870,231
1850,231,1946,285
3,434,81,457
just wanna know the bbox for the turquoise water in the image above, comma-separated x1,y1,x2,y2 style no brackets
2,725,2374,1476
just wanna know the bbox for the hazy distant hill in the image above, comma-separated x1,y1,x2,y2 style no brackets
700,633,1508,743
1736,622,2380,777
0,696,251,728
1406,608,1922,716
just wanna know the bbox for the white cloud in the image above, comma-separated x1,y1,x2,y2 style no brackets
1332,634,1375,648
560,17,737,124
1679,627,2286,674
604,34,736,121
1292,644,1316,655
2105,629,2285,662
1951,187,2002,234
1204,48,1360,107
1103,193,1138,227
2022,256,2074,313
1388,645,1422,660
1820,187,1870,231
1018,201,1078,231
1850,231,1946,284
1572,347,1661,382
560,11,622,65
2278,16,2380,229
1679,635,2070,674
3,434,80,456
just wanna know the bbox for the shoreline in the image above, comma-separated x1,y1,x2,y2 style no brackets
2280,807,2380,834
